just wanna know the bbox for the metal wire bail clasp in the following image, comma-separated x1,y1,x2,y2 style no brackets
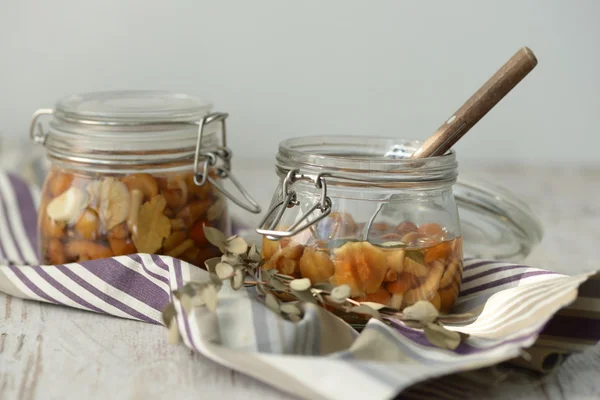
256,169,332,241
29,109,54,145
193,112,261,214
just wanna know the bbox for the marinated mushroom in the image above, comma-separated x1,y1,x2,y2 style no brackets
260,221,463,317
38,167,229,267
96,178,130,230
122,174,159,200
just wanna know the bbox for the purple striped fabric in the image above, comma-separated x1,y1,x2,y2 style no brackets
32,264,106,314
55,263,161,324
0,170,598,400
8,264,59,304
461,264,532,284
0,194,27,263
459,270,558,296
127,254,170,285
79,257,169,312
149,254,170,271
7,173,38,257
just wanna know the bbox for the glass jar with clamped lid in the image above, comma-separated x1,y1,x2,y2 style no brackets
30,90,261,267
256,136,542,323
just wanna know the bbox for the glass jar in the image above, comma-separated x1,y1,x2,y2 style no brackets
30,91,261,266
257,136,463,316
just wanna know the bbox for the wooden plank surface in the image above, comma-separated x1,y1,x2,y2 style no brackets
1,161,599,400
0,296,288,400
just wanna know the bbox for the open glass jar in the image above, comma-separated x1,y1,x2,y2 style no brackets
30,91,260,266
257,136,463,315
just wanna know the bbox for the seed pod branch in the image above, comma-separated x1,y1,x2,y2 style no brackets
162,226,468,350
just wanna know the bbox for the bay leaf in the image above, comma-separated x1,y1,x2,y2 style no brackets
133,195,171,253
405,249,425,265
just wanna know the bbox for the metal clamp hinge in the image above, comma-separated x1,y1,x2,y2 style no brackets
29,109,54,145
256,169,332,240
193,112,261,214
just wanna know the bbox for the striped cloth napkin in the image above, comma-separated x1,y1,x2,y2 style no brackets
0,170,598,400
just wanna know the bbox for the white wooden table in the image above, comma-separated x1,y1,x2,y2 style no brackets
1,160,599,400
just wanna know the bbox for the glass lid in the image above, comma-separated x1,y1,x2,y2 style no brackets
54,90,213,125
454,176,543,261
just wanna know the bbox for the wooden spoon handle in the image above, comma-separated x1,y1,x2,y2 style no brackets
411,47,538,158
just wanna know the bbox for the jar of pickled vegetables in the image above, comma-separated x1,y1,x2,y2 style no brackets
257,136,463,315
30,91,260,266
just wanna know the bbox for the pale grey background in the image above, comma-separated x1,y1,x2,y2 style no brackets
1,3,600,399
1,0,599,164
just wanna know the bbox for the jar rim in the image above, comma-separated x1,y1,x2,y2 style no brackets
54,90,214,125
275,135,458,184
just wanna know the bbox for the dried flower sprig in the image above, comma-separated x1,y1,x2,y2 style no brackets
162,226,470,349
